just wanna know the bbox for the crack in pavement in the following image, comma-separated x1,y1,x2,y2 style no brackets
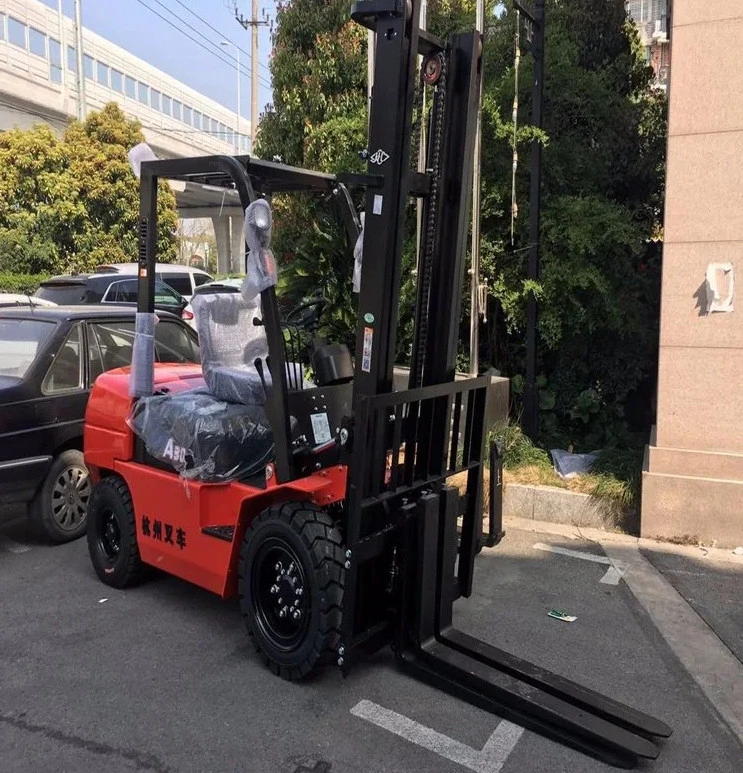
0,712,171,772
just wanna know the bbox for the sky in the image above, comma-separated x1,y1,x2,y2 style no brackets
44,0,275,119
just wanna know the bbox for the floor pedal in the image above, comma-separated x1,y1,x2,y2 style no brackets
201,525,235,542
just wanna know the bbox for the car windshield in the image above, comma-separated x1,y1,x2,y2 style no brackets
0,319,56,378
34,283,87,305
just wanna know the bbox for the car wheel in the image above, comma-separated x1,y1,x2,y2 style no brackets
238,502,345,681
86,476,144,589
29,449,92,543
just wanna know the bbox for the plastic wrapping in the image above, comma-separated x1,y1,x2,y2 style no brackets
550,449,599,480
191,293,270,405
128,388,274,482
242,199,277,301
353,212,365,294
129,313,158,397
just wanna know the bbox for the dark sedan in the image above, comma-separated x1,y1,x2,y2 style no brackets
0,306,200,542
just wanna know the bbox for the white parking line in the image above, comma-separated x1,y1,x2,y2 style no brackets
533,542,627,585
0,537,32,555
351,699,524,773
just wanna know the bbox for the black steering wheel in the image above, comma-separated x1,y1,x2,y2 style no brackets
284,294,327,330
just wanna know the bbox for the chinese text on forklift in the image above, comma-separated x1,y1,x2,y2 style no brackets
83,0,671,767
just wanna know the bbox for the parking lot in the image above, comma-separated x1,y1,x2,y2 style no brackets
2,507,742,773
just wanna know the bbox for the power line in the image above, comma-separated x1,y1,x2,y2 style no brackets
167,0,272,76
133,0,272,91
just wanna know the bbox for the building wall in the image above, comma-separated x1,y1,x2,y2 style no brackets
0,0,250,157
641,0,743,546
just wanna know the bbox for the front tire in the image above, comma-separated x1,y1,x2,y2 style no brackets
239,502,345,681
29,449,91,543
86,476,144,589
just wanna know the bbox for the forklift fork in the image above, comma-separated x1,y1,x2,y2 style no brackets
397,489,672,769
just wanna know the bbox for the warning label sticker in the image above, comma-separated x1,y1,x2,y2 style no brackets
362,326,373,373
310,412,332,445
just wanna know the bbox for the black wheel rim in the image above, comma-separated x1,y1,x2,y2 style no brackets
251,538,310,652
97,508,121,560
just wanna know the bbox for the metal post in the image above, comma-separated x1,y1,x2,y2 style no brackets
220,41,241,153
251,0,259,152
73,0,86,120
415,0,427,274
468,0,485,376
521,0,544,439
367,28,375,129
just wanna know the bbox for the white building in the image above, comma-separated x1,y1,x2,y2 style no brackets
0,0,252,272
0,0,250,158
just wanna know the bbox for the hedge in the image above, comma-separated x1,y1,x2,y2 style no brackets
0,273,51,295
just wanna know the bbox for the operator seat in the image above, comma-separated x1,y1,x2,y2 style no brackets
192,292,270,405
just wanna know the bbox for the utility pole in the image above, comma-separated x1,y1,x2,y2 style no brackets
73,0,86,120
233,2,268,152
220,40,241,153
468,0,485,376
514,0,545,439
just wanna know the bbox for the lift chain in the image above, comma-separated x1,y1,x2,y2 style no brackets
409,68,426,170
411,51,448,388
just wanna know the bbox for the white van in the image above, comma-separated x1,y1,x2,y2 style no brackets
93,263,214,301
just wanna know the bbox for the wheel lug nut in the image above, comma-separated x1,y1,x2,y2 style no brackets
296,587,303,596
270,585,279,595
292,609,301,620
275,562,282,572
279,607,287,618
278,597,283,605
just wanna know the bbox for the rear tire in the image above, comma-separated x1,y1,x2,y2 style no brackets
86,476,144,589
238,502,345,681
29,449,91,543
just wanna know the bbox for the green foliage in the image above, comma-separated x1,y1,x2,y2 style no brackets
0,273,50,294
260,0,666,454
0,104,177,276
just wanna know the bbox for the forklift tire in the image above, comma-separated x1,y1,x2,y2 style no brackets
239,502,345,681
86,476,144,589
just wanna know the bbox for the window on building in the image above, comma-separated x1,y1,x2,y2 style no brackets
173,100,182,120
125,75,136,98
660,43,669,68
29,27,46,58
162,94,172,116
211,118,220,137
84,54,94,79
138,82,149,105
0,14,5,42
111,69,123,93
151,89,161,111
8,17,26,49
49,38,62,83
193,111,202,130
67,45,76,71
226,128,234,147
97,61,109,87
183,105,193,125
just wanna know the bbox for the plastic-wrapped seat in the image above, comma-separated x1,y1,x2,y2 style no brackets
191,293,270,405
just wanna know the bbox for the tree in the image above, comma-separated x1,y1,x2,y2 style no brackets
258,1,666,449
0,103,177,275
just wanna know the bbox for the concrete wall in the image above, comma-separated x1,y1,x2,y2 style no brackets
641,0,743,546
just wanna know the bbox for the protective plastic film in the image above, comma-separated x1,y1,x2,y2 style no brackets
242,199,277,301
128,388,274,483
191,293,270,405
353,212,365,294
129,312,158,397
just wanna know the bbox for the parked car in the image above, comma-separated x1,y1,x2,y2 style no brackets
0,305,200,542
33,274,189,318
92,263,214,300
0,293,57,309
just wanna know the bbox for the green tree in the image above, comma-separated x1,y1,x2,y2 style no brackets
0,103,177,275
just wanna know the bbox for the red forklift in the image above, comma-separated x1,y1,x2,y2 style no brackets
84,1,671,767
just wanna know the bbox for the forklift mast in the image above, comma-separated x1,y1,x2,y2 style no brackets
340,1,672,767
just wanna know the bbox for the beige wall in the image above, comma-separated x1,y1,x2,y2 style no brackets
642,0,743,546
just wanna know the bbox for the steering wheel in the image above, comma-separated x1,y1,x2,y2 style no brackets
285,294,327,330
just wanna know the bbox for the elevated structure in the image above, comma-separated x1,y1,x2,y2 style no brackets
0,0,253,271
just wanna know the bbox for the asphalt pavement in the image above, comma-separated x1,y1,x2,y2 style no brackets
1,506,742,773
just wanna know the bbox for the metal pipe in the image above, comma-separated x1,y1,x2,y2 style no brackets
73,0,86,120
468,0,485,376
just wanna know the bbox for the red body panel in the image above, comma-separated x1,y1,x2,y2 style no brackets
84,363,348,598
